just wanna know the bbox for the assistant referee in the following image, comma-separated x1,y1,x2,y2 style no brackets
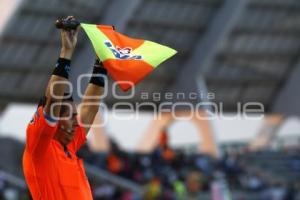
22,16,106,200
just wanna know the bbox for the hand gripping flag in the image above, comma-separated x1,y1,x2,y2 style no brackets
81,24,177,91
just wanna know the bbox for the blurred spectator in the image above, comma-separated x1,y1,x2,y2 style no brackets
162,147,176,162
75,134,300,200
211,172,232,200
240,173,264,191
262,182,287,200
107,153,123,174
93,183,117,200
144,177,162,200
173,180,186,199
186,171,202,194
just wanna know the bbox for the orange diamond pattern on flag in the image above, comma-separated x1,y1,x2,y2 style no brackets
81,23,177,91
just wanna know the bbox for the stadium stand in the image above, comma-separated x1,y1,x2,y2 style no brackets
0,136,299,200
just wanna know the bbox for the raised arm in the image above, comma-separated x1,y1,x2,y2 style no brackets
78,59,107,134
44,16,79,118
25,17,80,157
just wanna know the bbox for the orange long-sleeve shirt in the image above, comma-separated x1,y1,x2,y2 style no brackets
23,106,93,200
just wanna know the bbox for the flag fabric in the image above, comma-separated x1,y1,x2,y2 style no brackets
81,23,177,91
